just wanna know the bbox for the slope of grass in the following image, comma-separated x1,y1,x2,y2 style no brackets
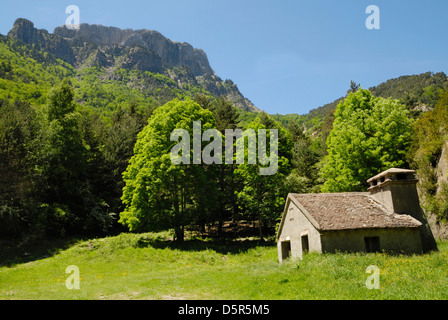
1,232,447,300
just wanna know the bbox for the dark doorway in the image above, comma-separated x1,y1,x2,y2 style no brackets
281,241,291,260
301,235,309,254
365,236,381,253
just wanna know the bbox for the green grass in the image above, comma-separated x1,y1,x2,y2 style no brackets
1,232,448,300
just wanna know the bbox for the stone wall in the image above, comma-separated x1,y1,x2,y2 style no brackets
321,228,423,255
277,200,322,261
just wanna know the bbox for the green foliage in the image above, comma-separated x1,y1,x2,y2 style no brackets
39,80,87,202
0,80,127,239
33,81,119,235
0,36,74,105
1,34,282,241
0,99,39,237
347,80,360,94
321,89,413,192
236,108,259,129
194,95,242,234
371,71,448,110
271,113,304,128
234,115,292,238
297,73,448,141
209,97,240,132
119,99,216,240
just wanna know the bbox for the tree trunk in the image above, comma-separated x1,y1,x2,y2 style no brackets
174,225,184,242
258,220,264,242
172,182,184,242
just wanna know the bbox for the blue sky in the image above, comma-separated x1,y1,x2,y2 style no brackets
1,1,447,115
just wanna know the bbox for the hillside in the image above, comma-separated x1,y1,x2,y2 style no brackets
370,72,448,110
3,18,258,112
277,72,448,133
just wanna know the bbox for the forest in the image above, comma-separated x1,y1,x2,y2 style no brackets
1,30,448,246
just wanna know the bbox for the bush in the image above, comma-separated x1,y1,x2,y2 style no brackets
0,204,24,239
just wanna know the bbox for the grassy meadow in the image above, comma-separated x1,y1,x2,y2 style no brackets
1,232,448,300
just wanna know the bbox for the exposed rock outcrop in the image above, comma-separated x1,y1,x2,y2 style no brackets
53,23,214,77
8,18,259,112
8,18,76,65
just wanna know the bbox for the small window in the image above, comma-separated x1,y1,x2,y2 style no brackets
365,236,381,253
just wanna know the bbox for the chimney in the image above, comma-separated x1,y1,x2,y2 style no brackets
367,168,420,217
367,168,438,252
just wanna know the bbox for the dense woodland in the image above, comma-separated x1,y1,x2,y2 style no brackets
1,31,448,244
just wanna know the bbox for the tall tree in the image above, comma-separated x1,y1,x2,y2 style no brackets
101,103,151,212
0,99,38,237
119,99,217,241
36,79,89,234
347,80,360,94
234,115,292,239
41,80,86,197
321,88,413,192
209,97,240,235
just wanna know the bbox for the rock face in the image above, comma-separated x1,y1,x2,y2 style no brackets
8,18,76,65
429,142,448,239
53,23,214,77
8,18,40,43
8,18,258,112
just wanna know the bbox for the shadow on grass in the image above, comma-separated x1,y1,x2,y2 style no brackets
0,232,277,267
135,236,276,256
0,236,92,268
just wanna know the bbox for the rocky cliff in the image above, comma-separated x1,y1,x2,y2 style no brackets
8,18,76,65
8,18,258,112
53,23,214,77
427,141,448,240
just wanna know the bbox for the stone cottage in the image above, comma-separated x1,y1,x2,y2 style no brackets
277,168,438,262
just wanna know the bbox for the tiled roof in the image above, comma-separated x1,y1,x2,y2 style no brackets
290,192,422,231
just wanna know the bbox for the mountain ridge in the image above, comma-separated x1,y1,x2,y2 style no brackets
7,18,259,112
53,22,215,77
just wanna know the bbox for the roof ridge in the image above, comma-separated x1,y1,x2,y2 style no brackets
287,192,421,231
291,192,369,197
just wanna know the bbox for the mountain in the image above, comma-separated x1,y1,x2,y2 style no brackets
8,18,77,66
53,23,214,77
5,19,447,124
6,18,258,112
